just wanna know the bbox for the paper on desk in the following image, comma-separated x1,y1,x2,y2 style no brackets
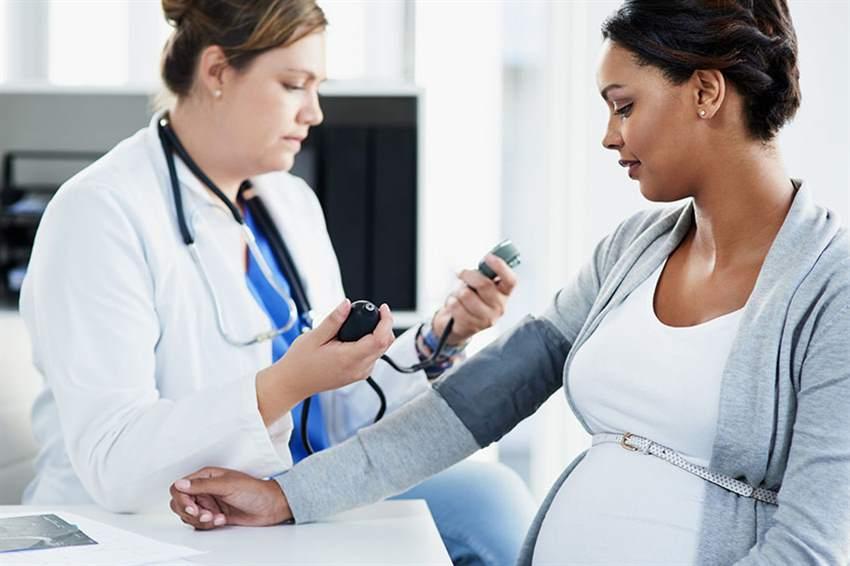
0,514,96,553
0,512,202,566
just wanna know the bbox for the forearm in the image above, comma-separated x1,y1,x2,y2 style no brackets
415,321,467,381
256,364,308,427
277,388,479,523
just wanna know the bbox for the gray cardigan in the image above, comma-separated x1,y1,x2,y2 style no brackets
278,183,850,565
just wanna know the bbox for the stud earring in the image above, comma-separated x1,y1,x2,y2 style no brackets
698,109,707,118
213,89,222,99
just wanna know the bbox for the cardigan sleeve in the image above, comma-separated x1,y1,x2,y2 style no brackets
734,301,850,565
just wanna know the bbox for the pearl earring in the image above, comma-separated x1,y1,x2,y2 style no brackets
699,109,707,118
213,89,222,99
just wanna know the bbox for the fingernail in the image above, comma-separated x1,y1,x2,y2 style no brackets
214,515,226,526
185,506,197,516
200,512,212,522
175,479,190,490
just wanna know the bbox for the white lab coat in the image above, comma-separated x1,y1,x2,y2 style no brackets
19,115,429,512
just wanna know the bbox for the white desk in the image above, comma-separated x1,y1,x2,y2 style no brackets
0,500,450,565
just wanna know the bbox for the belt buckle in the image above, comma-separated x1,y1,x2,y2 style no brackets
619,432,639,452
729,482,754,498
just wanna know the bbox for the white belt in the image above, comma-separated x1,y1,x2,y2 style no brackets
592,432,779,506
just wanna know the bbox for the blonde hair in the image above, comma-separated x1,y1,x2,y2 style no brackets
160,0,327,98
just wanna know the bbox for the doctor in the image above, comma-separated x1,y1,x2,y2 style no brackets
19,0,534,564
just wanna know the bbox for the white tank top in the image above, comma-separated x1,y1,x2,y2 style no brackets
533,261,744,565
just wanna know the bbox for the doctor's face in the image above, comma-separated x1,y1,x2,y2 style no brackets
217,31,326,174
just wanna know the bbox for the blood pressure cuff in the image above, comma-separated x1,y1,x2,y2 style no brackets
432,314,571,448
278,314,572,524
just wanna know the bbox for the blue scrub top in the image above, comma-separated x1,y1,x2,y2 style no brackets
243,205,328,463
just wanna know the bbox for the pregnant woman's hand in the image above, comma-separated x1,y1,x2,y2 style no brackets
169,467,290,529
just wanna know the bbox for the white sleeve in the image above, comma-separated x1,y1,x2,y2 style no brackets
320,326,431,445
20,184,290,512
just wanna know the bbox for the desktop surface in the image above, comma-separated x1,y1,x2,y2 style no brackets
0,500,450,565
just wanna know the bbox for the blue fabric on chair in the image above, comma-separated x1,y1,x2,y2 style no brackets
393,460,536,566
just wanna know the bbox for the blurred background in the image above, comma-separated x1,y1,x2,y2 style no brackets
0,0,848,503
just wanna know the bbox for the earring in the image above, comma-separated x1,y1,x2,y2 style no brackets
213,89,222,99
698,109,707,118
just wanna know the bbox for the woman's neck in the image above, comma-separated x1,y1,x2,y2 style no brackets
688,144,795,270
168,102,243,204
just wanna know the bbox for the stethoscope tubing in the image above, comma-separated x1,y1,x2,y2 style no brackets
158,115,306,344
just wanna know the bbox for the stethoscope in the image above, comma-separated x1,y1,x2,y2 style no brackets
157,113,462,456
157,114,313,346
158,114,386,456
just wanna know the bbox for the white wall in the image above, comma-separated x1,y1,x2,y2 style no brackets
0,0,410,88
779,0,850,218
414,0,504,326
322,0,410,82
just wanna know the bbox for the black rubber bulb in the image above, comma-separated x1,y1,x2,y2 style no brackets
337,300,380,342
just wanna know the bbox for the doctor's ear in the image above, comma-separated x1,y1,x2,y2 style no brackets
196,45,230,100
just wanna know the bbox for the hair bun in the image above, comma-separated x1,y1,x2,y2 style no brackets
162,0,194,26
750,0,794,38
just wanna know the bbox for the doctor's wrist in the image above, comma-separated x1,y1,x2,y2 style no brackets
431,308,471,348
415,322,467,381
256,365,306,427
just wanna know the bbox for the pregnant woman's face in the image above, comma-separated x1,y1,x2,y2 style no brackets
596,39,717,203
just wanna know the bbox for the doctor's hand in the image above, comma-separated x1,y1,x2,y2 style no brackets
256,299,395,426
432,254,518,346
169,467,290,530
